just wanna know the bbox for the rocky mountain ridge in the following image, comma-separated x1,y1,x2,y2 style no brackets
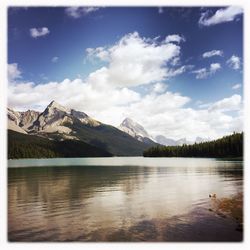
8,101,101,136
8,101,155,156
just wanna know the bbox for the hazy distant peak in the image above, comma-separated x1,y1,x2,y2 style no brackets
122,117,134,125
119,117,150,139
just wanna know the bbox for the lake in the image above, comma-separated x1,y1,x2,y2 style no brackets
8,157,243,242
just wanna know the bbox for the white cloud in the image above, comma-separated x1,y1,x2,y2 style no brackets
8,63,22,81
165,34,185,44
30,27,50,38
9,33,242,141
51,56,59,63
208,94,242,112
210,63,221,73
227,55,241,70
9,72,243,141
8,77,141,114
152,83,167,93
86,47,110,62
86,32,186,87
202,50,223,58
167,65,194,77
232,83,241,90
192,63,221,79
199,6,243,26
192,68,208,79
170,57,180,66
124,93,242,140
65,7,100,18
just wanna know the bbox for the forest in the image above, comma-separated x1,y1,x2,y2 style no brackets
143,132,243,158
8,130,112,159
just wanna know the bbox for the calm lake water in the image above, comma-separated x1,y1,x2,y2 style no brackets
8,157,243,242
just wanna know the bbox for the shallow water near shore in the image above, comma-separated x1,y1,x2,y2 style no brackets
8,157,243,241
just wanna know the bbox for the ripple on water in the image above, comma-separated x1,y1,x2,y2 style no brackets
8,158,243,241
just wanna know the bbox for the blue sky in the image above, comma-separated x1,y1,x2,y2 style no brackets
8,6,243,140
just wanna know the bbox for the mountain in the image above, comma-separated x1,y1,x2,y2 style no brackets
155,135,178,146
7,108,40,134
8,108,27,134
119,118,149,139
118,118,156,145
155,135,192,146
29,101,100,134
19,110,40,130
8,101,153,157
176,138,192,145
8,108,40,129
118,118,194,146
155,135,209,146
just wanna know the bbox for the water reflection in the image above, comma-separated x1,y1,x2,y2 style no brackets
8,158,243,241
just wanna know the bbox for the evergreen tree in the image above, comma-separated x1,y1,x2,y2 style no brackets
143,133,243,158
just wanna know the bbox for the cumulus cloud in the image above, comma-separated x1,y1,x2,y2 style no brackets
30,27,50,38
8,78,141,114
8,70,243,140
51,56,59,63
152,83,168,93
65,7,100,18
165,34,185,44
8,30,242,141
202,50,223,58
208,94,242,112
86,32,187,87
232,83,241,90
86,47,110,62
192,63,221,79
192,68,207,79
199,6,243,26
123,93,242,140
8,63,22,81
210,63,221,73
168,65,194,77
227,55,241,70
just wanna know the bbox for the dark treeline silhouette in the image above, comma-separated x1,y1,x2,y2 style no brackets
8,130,112,159
143,132,243,158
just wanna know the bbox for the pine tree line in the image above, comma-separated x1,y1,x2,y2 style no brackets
143,132,243,158
8,130,112,159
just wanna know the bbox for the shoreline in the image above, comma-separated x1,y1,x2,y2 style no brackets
209,192,243,232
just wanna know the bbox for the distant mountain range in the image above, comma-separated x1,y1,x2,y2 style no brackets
118,118,209,146
8,101,158,158
154,135,209,146
8,101,209,159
